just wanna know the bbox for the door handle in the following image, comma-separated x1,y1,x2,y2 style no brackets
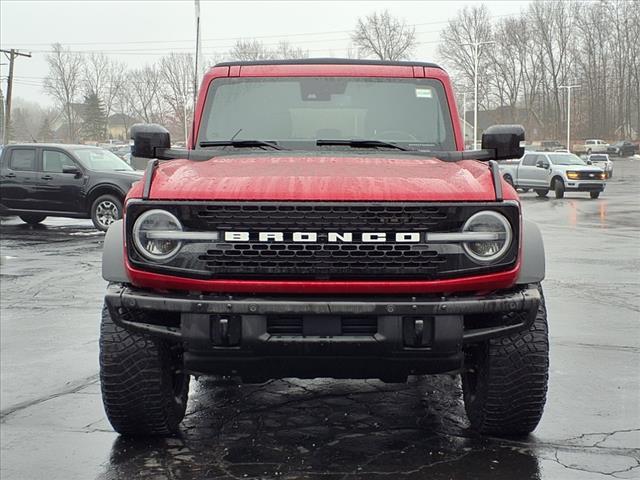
41,175,53,180
6,172,16,178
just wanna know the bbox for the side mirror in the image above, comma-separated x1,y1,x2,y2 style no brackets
535,160,549,169
62,165,80,175
586,160,593,165
481,125,525,160
130,123,170,159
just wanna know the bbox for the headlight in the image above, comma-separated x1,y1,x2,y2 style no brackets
462,211,512,263
567,171,580,180
133,209,183,261
600,172,607,179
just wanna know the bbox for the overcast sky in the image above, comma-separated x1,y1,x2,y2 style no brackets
1,0,529,106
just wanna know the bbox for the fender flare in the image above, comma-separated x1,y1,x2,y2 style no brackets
517,219,545,284
102,220,130,283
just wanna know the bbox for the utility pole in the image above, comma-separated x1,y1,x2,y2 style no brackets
461,41,494,150
462,91,468,149
193,0,201,110
559,85,580,152
1,49,32,145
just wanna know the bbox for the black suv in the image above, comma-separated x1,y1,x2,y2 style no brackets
0,144,142,230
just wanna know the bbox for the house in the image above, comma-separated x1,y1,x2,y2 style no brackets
108,113,139,141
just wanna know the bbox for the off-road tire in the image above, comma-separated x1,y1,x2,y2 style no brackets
590,191,600,199
534,189,549,197
99,304,190,436
91,194,123,232
19,214,46,225
462,284,549,436
554,178,565,199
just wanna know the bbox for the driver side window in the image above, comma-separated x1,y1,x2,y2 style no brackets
43,150,76,173
522,154,538,166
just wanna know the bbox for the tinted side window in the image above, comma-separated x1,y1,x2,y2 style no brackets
522,154,538,166
43,150,76,173
9,149,36,171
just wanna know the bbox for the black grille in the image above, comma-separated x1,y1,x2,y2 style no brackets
126,201,520,280
188,203,450,231
187,203,455,278
198,242,447,277
267,315,377,336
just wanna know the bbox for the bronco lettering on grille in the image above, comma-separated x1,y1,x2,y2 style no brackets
223,231,423,243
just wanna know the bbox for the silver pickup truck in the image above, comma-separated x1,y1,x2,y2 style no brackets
500,152,607,199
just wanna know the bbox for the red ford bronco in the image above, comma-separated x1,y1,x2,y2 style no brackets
100,59,548,437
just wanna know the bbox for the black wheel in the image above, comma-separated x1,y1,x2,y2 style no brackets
91,194,122,231
534,189,549,198
100,304,189,436
462,285,549,436
520,188,530,193
590,191,600,199
19,214,46,225
503,175,514,187
586,148,592,155
554,178,565,199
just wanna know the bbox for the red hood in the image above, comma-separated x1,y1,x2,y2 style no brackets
131,154,504,201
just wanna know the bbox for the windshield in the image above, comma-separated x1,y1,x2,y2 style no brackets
71,148,133,171
590,155,607,161
197,77,456,150
550,154,587,166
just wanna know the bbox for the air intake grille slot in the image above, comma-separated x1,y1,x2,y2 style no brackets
267,315,377,336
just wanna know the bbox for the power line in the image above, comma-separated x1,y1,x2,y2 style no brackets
5,13,518,48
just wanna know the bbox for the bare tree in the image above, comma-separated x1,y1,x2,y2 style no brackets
352,10,416,61
438,6,493,111
43,43,84,142
127,65,162,123
229,39,274,61
273,41,308,59
83,53,126,119
159,53,195,142
528,0,575,137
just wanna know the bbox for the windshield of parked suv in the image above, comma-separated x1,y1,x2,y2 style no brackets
550,154,587,166
72,148,133,171
589,155,608,161
198,77,456,150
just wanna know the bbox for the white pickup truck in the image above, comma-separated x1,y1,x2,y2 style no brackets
572,139,609,154
499,151,607,199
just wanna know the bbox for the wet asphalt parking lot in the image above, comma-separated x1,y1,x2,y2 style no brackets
1,158,639,480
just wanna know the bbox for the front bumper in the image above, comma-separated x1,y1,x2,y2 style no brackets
564,180,606,191
105,284,541,381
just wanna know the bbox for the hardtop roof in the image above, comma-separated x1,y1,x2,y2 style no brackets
213,58,442,69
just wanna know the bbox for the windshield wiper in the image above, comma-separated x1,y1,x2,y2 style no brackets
199,140,285,150
316,139,416,151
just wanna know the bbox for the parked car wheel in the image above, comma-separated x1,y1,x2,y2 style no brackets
462,284,548,436
586,148,592,155
100,303,189,436
535,189,549,197
554,178,565,199
91,194,123,231
19,214,46,225
590,191,600,199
